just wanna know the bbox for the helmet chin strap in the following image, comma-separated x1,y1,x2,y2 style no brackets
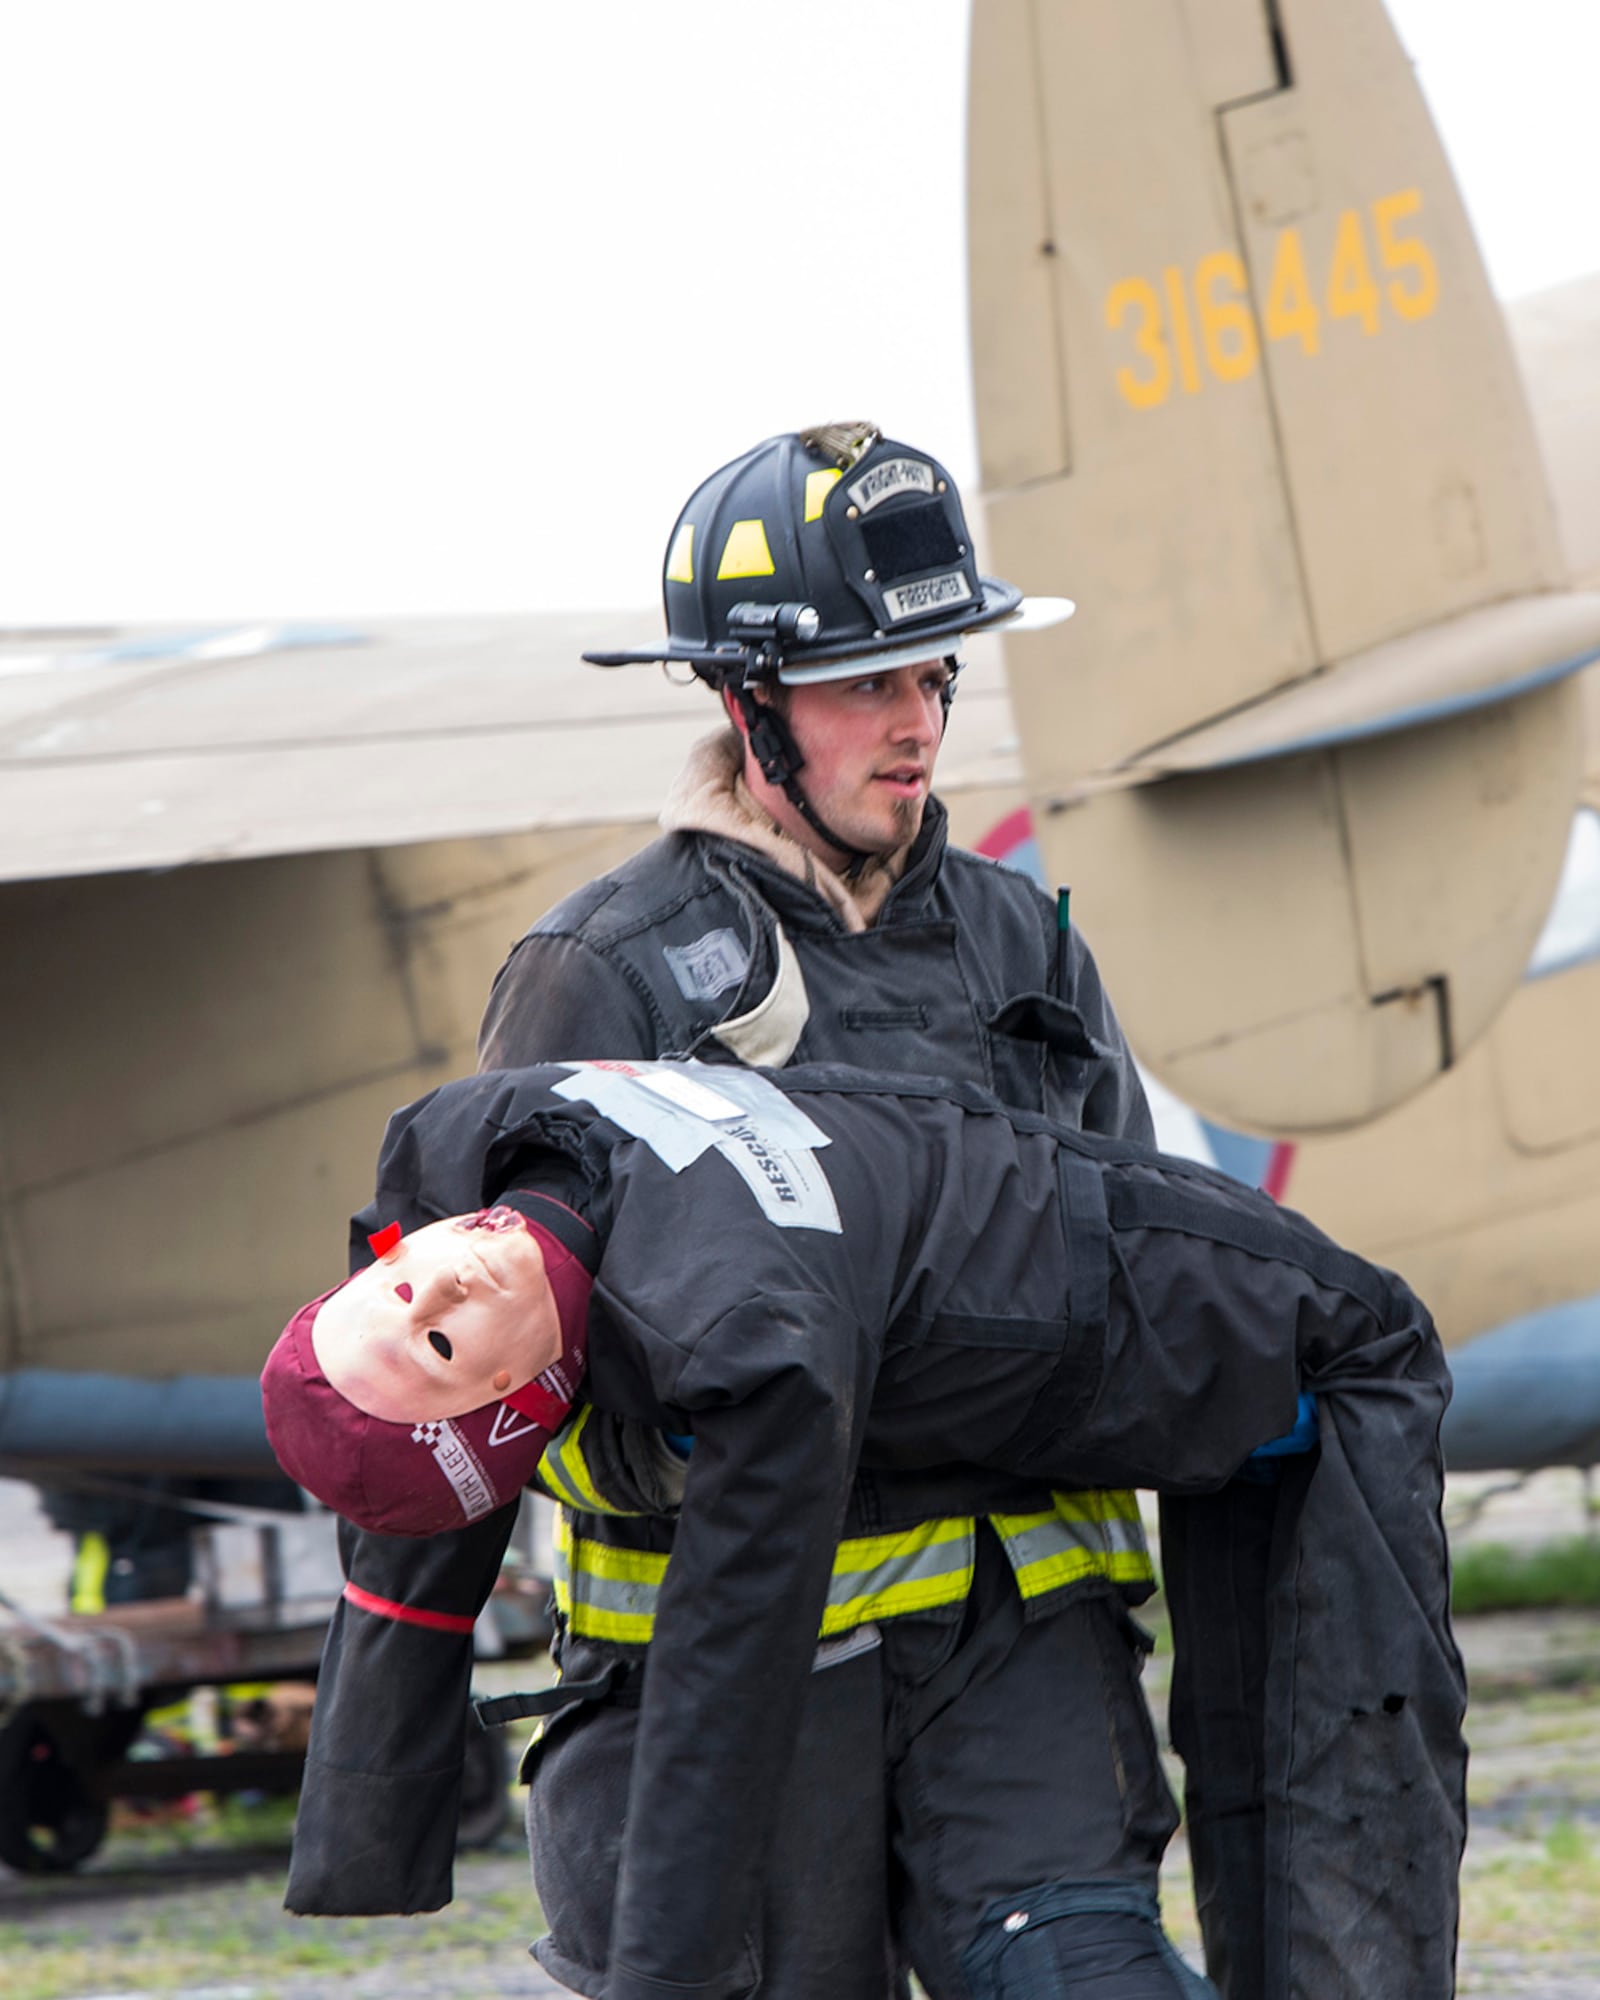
732,657,963,880
733,683,878,877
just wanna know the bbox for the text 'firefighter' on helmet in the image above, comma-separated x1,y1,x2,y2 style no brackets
582,423,1031,687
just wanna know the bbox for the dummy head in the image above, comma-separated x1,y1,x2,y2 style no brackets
313,1205,561,1422
261,1197,595,1536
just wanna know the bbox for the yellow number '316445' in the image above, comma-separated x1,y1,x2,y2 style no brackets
1106,188,1439,411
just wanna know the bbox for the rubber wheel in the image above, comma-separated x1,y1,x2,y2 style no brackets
0,1711,110,1874
456,1718,510,1850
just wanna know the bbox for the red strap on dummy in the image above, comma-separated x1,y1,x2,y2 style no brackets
342,1580,476,1634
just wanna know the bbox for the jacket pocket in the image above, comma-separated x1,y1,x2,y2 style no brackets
985,991,1106,1117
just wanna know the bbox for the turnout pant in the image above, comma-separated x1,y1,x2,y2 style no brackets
527,1544,1209,1999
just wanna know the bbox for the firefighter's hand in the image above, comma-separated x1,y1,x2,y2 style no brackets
1235,1393,1319,1482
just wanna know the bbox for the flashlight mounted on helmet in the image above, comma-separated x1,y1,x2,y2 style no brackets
721,601,824,682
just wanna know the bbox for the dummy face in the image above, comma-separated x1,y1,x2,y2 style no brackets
733,659,950,864
311,1207,561,1423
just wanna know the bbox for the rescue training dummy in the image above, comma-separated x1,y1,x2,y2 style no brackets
265,1058,1466,2000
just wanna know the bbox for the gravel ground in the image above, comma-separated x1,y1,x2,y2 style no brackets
4,1474,1599,1997
0,1844,570,1999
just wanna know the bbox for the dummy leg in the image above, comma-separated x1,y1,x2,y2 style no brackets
1009,1149,1464,2000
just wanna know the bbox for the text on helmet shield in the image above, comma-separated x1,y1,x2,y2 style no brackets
882,570,973,623
846,458,936,514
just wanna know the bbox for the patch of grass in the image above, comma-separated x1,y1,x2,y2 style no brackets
2,1844,541,2000
2,1906,511,1999
213,1793,300,1848
278,1927,365,1968
1,1936,292,2000
1452,1537,1600,1614
1461,1816,1600,1957
453,1884,547,1942
0,1946,103,2000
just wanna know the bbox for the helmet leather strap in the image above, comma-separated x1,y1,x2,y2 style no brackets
732,681,877,878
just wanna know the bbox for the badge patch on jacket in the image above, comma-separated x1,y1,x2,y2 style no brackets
663,928,750,1000
552,1059,842,1233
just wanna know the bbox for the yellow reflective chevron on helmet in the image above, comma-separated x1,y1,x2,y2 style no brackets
803,468,841,522
716,518,776,580
665,522,695,584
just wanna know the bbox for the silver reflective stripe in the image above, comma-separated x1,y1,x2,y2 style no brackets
1001,1511,1148,1573
552,1529,663,1643
832,1520,968,1616
992,1503,1153,1599
565,1569,659,1623
813,1623,882,1671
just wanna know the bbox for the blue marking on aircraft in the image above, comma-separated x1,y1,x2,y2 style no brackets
1441,1293,1600,1471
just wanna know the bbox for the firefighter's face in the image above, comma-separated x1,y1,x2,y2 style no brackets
311,1208,560,1422
743,660,949,863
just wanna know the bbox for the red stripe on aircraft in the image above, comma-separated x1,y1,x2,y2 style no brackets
974,806,1034,859
1261,1142,1297,1201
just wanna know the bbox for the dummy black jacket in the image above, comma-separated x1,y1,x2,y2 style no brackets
288,1059,1466,2000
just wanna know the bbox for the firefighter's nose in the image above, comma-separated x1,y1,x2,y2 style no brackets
890,678,939,745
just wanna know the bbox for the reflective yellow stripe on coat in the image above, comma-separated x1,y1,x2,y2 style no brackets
990,1490,1152,1594
552,1492,1153,1645
539,1406,618,1516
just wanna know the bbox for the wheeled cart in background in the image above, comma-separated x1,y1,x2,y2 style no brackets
0,1501,553,1873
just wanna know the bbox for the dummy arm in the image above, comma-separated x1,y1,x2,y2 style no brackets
285,1503,518,1915
605,1292,870,2000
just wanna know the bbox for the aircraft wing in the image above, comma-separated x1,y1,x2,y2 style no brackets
0,614,1028,885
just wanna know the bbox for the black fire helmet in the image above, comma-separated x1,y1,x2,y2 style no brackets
583,422,1057,688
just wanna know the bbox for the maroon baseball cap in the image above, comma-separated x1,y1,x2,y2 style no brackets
261,1194,596,1537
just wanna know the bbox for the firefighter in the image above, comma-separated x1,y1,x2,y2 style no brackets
297,424,1181,1995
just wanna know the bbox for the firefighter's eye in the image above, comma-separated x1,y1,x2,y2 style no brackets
428,1329,453,1361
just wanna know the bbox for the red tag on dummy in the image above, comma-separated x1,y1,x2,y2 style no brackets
367,1221,403,1258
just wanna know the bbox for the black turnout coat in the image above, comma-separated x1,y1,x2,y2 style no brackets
287,1059,1466,2000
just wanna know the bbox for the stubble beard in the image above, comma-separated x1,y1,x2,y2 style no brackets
887,793,923,848
841,789,923,863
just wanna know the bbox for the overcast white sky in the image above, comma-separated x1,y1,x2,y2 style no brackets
1,1,1596,625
